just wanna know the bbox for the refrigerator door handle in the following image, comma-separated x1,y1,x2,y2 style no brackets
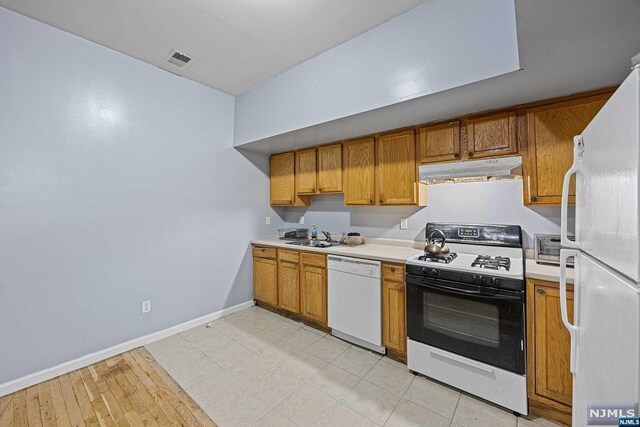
560,135,582,249
560,248,578,373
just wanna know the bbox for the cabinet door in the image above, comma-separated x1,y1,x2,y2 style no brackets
533,283,574,406
343,138,376,205
296,148,317,194
270,152,296,205
525,95,608,205
418,121,461,164
253,257,278,306
382,278,406,354
278,260,300,313
301,264,327,324
377,130,416,205
465,111,518,159
317,143,343,193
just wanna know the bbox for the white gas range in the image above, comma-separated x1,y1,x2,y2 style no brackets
405,223,527,415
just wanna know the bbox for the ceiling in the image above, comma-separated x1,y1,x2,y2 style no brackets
0,0,426,95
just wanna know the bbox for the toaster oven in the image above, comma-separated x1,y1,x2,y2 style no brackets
534,234,574,266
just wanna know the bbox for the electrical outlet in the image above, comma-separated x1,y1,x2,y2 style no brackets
142,300,151,314
400,218,408,230
265,216,271,225
300,216,305,225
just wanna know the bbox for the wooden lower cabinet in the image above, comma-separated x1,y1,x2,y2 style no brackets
278,260,300,313
527,278,574,426
382,263,407,359
253,255,278,306
301,263,328,324
253,246,327,325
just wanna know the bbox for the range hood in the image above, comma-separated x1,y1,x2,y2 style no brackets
419,156,522,182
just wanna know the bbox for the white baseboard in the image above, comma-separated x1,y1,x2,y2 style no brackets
0,299,255,397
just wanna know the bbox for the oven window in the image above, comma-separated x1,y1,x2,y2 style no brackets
424,293,500,348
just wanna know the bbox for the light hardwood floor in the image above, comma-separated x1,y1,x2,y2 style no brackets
0,348,216,427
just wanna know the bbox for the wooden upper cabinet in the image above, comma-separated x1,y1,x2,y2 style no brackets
530,280,574,408
343,138,376,205
295,148,317,194
317,143,343,193
465,111,518,159
270,152,296,205
524,94,609,205
377,130,416,205
418,121,461,164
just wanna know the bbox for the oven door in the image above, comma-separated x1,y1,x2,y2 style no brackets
406,274,525,374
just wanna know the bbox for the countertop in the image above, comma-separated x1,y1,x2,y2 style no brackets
251,237,423,264
525,259,574,284
251,238,574,283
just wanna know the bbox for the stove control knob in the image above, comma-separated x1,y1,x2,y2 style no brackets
430,269,438,278
479,276,487,285
488,277,498,286
422,267,428,275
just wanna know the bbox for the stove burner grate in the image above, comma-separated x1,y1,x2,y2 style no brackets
471,255,511,271
417,252,458,264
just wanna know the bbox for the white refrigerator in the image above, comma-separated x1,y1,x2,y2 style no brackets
560,63,640,426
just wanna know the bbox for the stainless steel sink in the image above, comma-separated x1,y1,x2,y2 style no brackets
286,240,341,248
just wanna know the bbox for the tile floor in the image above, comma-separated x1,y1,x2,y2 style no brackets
146,306,560,427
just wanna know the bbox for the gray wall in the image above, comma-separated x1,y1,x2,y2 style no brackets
234,0,519,146
0,8,282,384
277,179,574,249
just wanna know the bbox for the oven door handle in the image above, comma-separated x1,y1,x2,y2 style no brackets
408,279,523,302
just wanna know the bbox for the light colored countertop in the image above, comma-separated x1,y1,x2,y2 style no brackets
525,259,574,284
251,237,575,283
251,237,423,264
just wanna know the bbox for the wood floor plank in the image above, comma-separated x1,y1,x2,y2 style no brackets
58,374,86,427
11,390,29,427
0,394,14,426
26,386,43,427
79,369,116,427
67,371,95,423
1,349,216,427
37,381,58,427
139,349,216,427
127,350,189,426
49,378,73,427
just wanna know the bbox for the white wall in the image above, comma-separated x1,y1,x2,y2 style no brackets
234,0,519,146
0,7,282,384
277,180,573,248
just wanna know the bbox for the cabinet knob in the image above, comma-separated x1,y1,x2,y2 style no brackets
536,288,545,295
468,152,474,158
379,199,384,204
454,153,461,159
370,199,375,205
530,196,538,202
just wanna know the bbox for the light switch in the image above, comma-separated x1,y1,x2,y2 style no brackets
300,216,305,225
265,216,271,225
400,218,408,230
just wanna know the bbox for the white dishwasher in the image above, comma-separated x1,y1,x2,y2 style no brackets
328,255,384,353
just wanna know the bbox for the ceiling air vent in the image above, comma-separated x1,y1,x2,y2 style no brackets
165,49,194,69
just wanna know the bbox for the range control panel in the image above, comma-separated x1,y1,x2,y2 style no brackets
458,227,480,238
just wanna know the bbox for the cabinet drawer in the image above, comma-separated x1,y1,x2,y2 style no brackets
301,252,327,268
253,246,277,259
382,263,405,281
278,249,300,263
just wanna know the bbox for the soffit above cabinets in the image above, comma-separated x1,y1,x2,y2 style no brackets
0,0,426,95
